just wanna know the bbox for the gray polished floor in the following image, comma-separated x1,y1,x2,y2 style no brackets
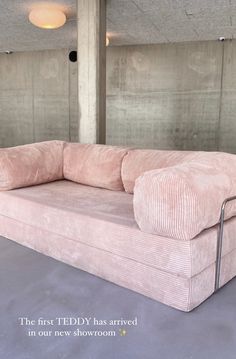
0,236,236,359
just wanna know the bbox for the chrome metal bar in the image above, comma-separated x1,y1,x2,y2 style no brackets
214,196,236,292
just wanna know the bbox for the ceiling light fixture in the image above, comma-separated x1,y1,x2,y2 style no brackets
29,7,66,29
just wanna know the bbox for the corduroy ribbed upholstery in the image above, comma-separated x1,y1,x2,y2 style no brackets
0,141,64,191
1,141,236,311
63,142,129,191
121,149,196,193
1,180,236,311
134,153,236,240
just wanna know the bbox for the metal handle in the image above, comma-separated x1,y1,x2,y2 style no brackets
214,196,236,292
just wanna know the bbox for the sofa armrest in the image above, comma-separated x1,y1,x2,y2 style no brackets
0,141,64,191
133,160,236,240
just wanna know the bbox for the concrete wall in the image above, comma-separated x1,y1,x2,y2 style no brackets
106,40,236,153
220,41,236,153
0,49,78,147
2,41,236,153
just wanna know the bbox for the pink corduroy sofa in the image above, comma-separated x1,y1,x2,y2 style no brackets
0,140,236,311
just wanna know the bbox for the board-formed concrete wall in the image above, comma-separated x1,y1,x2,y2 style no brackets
2,41,236,153
0,49,78,147
106,40,236,153
220,41,236,154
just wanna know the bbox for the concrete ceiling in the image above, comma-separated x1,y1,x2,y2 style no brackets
0,0,236,52
0,0,77,52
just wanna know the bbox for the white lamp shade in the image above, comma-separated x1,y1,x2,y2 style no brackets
29,8,66,29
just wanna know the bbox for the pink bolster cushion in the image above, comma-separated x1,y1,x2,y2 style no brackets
63,143,129,191
0,141,64,191
134,156,236,240
121,149,197,194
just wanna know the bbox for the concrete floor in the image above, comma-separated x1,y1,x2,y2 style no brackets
0,236,236,359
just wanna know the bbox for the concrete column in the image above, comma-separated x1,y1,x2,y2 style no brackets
77,0,106,144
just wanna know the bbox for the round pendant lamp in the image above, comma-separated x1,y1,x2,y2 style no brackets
29,8,66,29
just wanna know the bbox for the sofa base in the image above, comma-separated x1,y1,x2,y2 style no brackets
1,215,236,312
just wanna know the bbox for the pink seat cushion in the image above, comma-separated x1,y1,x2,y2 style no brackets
121,149,197,193
134,152,236,240
0,141,64,191
63,143,129,191
2,179,236,279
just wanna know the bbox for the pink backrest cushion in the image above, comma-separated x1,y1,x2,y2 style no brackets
63,143,129,191
0,141,64,191
134,152,236,240
121,149,198,193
